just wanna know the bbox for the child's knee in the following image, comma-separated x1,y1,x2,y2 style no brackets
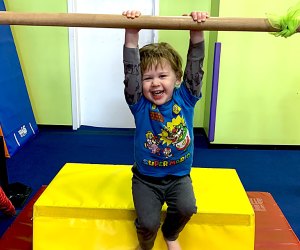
178,201,197,217
136,217,160,233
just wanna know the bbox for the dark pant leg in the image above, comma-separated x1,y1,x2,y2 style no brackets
132,174,164,250
161,175,197,241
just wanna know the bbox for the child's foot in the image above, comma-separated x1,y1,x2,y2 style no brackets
165,239,181,250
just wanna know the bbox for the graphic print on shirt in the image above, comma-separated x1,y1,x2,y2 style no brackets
162,147,172,158
144,103,191,159
159,115,190,151
144,131,161,155
150,104,164,122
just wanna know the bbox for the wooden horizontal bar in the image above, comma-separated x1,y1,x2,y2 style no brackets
0,11,299,33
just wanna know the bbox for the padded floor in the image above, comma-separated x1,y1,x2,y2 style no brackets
0,188,299,250
247,192,300,250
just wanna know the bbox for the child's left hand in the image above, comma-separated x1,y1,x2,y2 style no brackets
185,11,209,44
189,11,209,23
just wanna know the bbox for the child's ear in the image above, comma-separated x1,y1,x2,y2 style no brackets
175,77,182,88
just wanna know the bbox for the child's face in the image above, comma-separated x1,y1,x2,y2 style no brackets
142,60,180,106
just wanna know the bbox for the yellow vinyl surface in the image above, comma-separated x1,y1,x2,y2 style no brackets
33,163,255,250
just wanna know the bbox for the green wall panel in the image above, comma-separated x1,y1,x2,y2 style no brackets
4,0,72,125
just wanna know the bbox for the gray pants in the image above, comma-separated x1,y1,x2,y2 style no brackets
132,168,197,250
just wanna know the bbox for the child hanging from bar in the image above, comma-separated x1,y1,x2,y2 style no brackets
122,10,208,250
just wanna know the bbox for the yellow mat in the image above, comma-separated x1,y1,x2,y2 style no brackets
33,163,255,250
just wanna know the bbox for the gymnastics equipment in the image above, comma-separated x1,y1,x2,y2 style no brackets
1,0,300,38
0,185,300,250
0,11,299,34
0,12,286,31
0,7,38,158
0,1,35,207
33,163,255,250
2,187,299,249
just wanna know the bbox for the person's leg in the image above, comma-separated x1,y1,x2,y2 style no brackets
161,175,197,243
0,186,15,216
132,174,164,250
165,240,181,250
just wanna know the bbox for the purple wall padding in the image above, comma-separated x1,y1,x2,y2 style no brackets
208,42,221,142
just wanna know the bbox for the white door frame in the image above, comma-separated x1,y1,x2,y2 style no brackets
68,0,159,130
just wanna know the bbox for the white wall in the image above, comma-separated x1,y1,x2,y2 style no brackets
68,0,158,129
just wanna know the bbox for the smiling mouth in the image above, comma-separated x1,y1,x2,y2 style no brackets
152,90,164,98
152,91,164,100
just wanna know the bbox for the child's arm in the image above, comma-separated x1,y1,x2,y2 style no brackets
189,11,209,44
123,10,140,48
122,10,142,105
183,11,209,98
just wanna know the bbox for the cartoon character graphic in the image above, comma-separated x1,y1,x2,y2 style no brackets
144,131,161,155
159,115,190,151
163,147,172,158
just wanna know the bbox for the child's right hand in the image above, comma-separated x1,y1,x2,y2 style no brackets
123,10,141,48
122,10,141,19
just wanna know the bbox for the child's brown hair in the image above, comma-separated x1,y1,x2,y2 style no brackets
139,42,183,81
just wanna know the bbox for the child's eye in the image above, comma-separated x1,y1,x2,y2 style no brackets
143,77,151,81
160,75,167,78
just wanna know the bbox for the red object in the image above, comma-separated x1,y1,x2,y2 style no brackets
0,186,16,216
247,192,300,250
0,189,299,249
0,186,46,250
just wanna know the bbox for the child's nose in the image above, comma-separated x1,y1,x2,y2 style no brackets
152,78,160,86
